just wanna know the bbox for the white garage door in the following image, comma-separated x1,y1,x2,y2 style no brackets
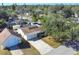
27,31,41,39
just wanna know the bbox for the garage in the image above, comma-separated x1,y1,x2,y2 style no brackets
27,31,41,40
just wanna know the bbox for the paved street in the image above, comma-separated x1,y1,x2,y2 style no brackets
46,46,77,55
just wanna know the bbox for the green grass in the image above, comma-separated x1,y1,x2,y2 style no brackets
22,45,40,55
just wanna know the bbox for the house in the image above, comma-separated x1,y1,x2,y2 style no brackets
22,26,42,40
0,28,21,49
17,26,42,40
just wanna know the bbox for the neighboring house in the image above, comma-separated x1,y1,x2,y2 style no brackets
16,9,30,15
17,15,25,20
0,28,21,49
17,14,31,20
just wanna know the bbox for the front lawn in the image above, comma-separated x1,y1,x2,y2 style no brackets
22,45,40,55
42,36,61,48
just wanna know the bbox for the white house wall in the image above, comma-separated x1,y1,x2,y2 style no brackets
17,29,28,40
17,29,41,40
27,33,37,40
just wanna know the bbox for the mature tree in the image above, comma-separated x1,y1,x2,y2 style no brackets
63,9,74,18
42,14,79,42
0,11,9,20
12,4,16,11
69,24,79,40
32,13,38,22
32,11,40,22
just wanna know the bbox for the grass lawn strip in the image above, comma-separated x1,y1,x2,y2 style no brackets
0,50,11,55
42,36,61,48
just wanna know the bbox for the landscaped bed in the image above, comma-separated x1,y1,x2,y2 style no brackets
0,50,11,55
42,36,61,48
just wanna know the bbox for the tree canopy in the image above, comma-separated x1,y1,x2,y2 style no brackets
42,14,79,42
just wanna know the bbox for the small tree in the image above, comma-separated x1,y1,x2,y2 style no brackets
32,14,38,22
32,12,39,22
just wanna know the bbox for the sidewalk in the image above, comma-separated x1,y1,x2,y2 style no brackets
46,46,77,55
10,49,24,55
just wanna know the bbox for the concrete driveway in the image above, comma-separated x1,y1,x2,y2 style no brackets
28,39,53,55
